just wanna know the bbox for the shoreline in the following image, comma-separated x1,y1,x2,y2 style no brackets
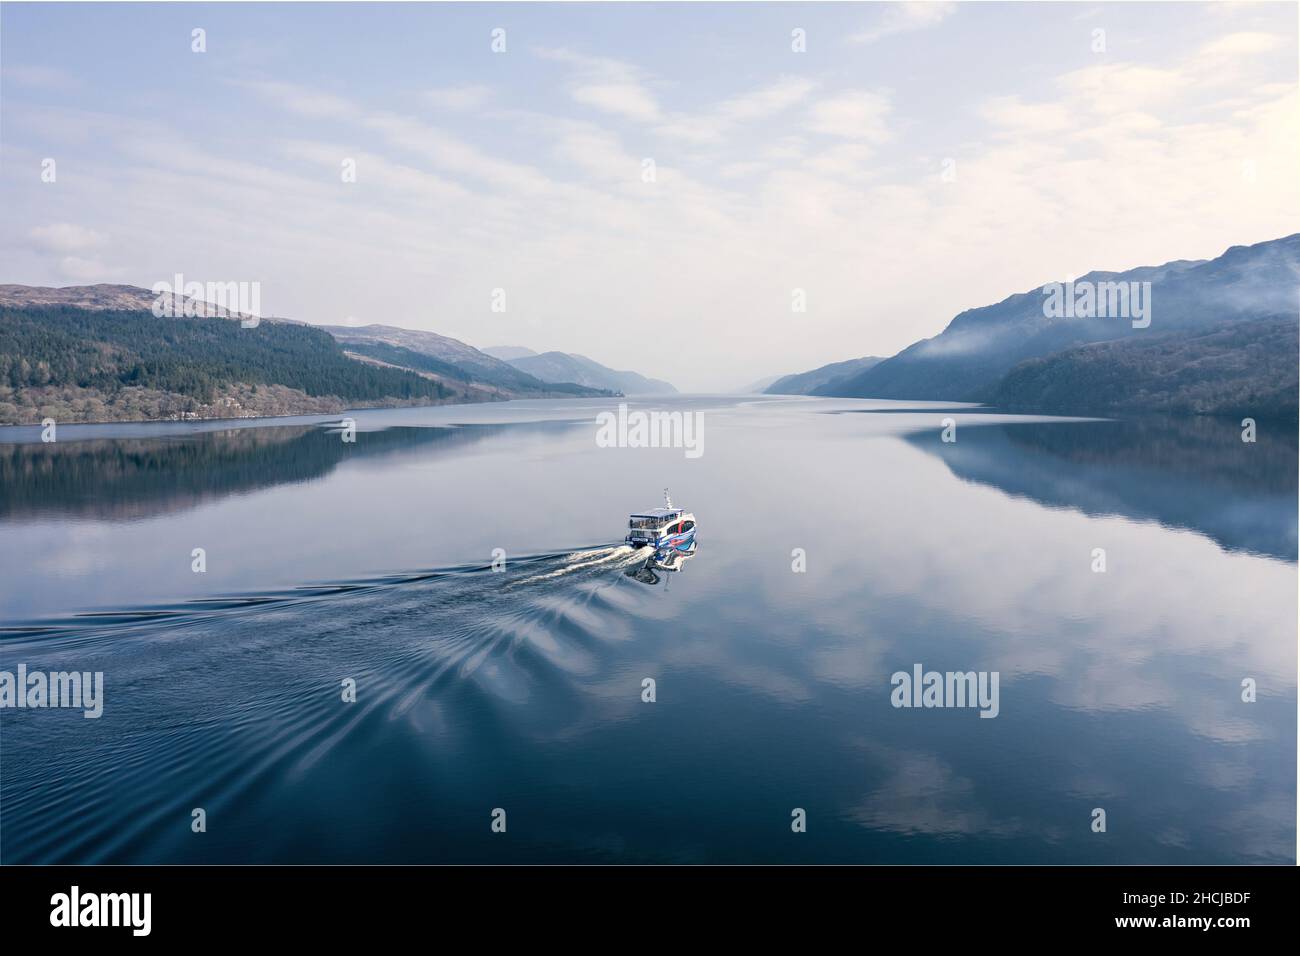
0,391,637,432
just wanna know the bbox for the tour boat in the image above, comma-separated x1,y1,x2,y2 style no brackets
625,490,697,558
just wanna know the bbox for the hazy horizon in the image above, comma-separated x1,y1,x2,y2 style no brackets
2,1,1297,390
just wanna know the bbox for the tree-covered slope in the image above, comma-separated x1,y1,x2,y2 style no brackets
0,305,447,423
990,316,1298,418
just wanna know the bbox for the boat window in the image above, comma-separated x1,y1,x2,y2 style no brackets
682,521,694,531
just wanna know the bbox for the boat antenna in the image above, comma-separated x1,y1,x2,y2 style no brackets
664,487,673,509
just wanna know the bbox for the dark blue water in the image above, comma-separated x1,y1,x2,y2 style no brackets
1,397,1294,862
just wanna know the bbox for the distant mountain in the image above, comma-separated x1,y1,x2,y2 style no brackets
766,356,884,395
504,351,677,395
737,375,782,394
818,234,1300,414
318,325,613,399
482,346,538,361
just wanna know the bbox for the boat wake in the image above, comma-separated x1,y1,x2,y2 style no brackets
0,543,687,863
506,544,647,587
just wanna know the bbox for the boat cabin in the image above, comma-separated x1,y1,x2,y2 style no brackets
626,508,696,547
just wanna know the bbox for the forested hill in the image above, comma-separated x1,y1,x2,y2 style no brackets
990,315,1298,418
0,304,450,424
812,233,1300,415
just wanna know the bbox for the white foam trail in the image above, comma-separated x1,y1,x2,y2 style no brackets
508,546,642,587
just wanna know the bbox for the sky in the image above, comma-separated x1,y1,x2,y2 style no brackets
1,1,1297,391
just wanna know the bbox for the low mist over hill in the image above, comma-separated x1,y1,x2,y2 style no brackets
319,325,613,399
482,346,539,362
800,235,1299,418
765,356,884,396
490,348,677,395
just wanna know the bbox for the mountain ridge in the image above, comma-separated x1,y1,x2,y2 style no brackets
0,286,613,424
765,356,884,395
315,324,608,397
498,349,677,395
810,234,1299,416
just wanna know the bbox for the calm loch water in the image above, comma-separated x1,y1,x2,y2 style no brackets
0,397,1294,863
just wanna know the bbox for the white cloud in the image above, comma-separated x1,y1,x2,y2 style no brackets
717,76,818,123
849,1,956,45
571,82,661,122
538,47,663,122
719,161,766,179
31,223,105,253
806,142,880,178
1058,64,1184,116
552,127,642,181
58,256,114,281
654,76,817,144
362,111,554,194
542,49,815,147
234,79,358,119
982,95,1073,132
277,139,472,204
424,85,491,112
807,91,892,141
1200,31,1285,57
